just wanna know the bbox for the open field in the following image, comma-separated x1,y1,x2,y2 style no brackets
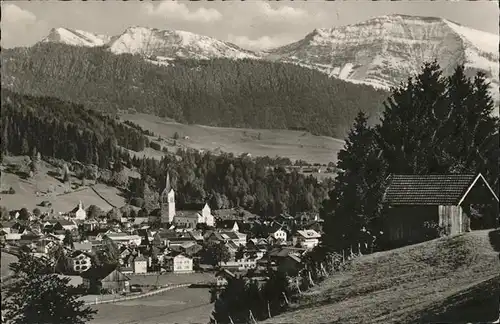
121,113,345,165
89,286,213,324
0,156,127,213
263,229,500,324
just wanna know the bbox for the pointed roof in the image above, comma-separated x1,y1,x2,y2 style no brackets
382,173,499,206
164,173,171,193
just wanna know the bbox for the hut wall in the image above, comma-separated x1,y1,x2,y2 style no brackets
439,205,472,235
384,205,438,248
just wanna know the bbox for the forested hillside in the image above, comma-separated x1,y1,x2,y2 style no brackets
1,43,389,138
1,88,147,168
0,89,334,217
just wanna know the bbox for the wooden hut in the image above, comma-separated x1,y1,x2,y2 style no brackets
382,173,499,248
81,264,130,294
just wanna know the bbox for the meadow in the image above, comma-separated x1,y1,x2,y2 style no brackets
121,113,345,165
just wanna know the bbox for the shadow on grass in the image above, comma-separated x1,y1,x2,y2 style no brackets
489,229,500,252
416,276,500,323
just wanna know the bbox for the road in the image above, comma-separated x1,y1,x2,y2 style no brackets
88,286,213,324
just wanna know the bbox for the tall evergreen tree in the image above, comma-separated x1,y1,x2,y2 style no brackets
2,252,96,324
322,112,386,250
323,62,499,251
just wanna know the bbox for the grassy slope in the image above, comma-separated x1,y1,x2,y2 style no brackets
121,113,345,165
0,156,126,213
263,230,500,324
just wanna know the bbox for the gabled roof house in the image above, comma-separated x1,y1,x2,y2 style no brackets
381,173,499,248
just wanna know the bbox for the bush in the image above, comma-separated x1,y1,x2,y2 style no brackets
423,221,447,239
149,141,161,151
130,197,145,208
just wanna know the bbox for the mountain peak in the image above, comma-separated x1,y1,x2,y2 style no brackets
41,27,110,47
270,14,499,102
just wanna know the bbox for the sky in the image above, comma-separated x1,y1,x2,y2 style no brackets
1,0,499,50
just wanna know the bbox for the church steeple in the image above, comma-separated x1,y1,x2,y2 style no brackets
160,172,175,224
165,173,171,193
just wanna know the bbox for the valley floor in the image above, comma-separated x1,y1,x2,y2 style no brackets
88,286,213,324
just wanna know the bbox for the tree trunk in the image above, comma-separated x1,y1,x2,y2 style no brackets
249,310,257,324
308,271,315,286
282,291,289,305
295,277,302,294
320,262,327,276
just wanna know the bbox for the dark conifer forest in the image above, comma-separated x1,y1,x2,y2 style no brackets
1,43,389,138
1,88,334,217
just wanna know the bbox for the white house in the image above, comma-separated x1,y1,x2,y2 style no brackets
57,219,78,232
73,242,93,253
5,233,22,242
133,255,148,274
174,211,204,228
34,239,58,255
221,259,258,271
199,203,214,227
102,233,142,246
207,231,247,247
173,202,215,228
293,230,321,250
164,253,193,273
74,201,87,220
69,251,92,273
268,227,287,243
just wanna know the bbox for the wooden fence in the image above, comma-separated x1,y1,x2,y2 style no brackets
84,283,191,306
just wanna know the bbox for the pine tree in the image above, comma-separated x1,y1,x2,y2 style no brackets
322,111,386,250
323,62,499,251
62,164,70,183
3,252,96,324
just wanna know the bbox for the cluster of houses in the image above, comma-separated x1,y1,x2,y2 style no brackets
0,174,325,294
3,172,496,294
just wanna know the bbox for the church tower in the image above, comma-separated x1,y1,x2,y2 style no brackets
160,173,175,224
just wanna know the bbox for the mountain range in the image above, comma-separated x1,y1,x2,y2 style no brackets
40,14,499,103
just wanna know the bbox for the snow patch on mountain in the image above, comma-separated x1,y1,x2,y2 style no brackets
267,14,499,104
106,26,262,60
338,63,354,80
41,28,110,47
444,20,499,55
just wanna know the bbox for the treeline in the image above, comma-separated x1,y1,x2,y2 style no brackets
1,43,388,138
1,88,147,168
123,120,155,136
1,89,334,217
321,62,500,250
129,150,334,216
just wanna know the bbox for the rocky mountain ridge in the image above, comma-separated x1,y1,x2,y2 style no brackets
39,15,498,101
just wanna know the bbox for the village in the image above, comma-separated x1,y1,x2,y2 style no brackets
2,168,499,307
0,173,329,302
